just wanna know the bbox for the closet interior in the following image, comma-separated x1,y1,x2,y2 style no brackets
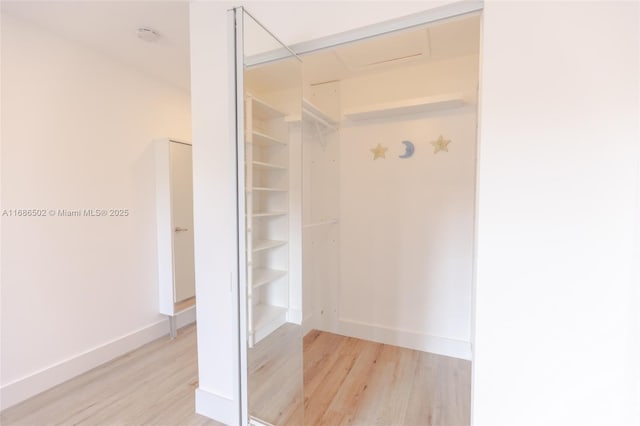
239,10,481,425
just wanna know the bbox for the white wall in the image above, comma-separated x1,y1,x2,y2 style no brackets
190,1,640,424
474,1,639,425
301,83,341,335
0,13,191,409
338,56,478,359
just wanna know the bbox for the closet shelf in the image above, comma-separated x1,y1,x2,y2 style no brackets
252,267,287,288
303,218,339,228
252,211,288,218
285,98,339,130
249,187,288,193
252,161,287,171
343,93,465,121
252,239,287,252
248,94,285,120
250,130,288,146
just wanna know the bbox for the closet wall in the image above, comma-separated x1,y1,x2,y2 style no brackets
301,83,341,334
303,53,479,359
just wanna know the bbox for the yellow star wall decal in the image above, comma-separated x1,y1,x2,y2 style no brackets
370,143,388,160
430,135,451,154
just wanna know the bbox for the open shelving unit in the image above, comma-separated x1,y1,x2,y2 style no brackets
253,239,287,252
245,94,291,348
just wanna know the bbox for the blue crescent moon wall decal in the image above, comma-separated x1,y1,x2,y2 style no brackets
399,140,415,159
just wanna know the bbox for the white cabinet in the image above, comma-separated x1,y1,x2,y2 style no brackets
154,138,195,337
245,95,291,347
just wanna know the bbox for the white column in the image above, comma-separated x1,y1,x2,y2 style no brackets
189,2,240,425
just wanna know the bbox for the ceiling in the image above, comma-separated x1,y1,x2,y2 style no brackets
246,13,481,92
302,14,481,85
1,1,191,92
1,2,479,94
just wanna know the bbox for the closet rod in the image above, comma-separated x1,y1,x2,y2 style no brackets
303,108,336,131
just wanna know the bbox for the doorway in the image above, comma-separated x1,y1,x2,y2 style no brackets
233,6,481,425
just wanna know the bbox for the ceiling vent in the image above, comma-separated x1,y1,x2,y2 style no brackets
334,27,430,71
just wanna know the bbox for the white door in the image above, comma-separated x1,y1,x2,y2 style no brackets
170,141,195,303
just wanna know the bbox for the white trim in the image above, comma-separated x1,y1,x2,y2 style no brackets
231,8,248,426
338,319,472,360
287,308,303,325
175,305,197,329
249,416,275,426
195,388,237,426
0,314,195,411
470,11,486,426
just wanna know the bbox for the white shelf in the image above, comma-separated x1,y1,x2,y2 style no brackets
250,130,287,146
252,239,287,252
252,267,287,288
252,211,287,218
303,218,339,228
285,98,339,129
249,95,284,121
249,186,288,193
253,161,287,171
252,304,288,341
245,92,290,348
343,93,465,121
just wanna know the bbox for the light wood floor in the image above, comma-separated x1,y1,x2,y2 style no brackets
2,325,471,426
303,330,471,426
248,324,303,425
0,324,222,426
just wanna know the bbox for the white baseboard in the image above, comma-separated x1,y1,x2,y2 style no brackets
286,308,302,325
302,313,315,336
338,318,472,360
1,309,197,411
195,387,238,425
176,305,197,329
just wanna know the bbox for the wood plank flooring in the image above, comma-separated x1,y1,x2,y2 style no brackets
248,323,304,425
0,325,222,426
1,325,471,426
303,330,471,426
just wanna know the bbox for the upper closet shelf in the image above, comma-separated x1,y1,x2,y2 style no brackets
343,93,465,121
285,98,339,130
247,93,285,121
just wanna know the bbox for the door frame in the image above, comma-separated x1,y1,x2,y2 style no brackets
231,2,484,424
230,7,303,425
229,7,248,426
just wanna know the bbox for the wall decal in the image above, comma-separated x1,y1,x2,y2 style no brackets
370,143,388,160
430,135,451,154
398,140,415,159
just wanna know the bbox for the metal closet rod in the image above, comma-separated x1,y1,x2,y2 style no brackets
304,107,336,131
